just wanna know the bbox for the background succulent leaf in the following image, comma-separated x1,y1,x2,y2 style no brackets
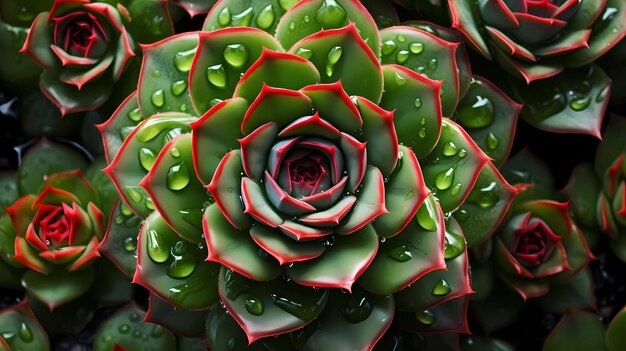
0,301,50,351
145,293,208,338
21,266,95,310
542,310,605,351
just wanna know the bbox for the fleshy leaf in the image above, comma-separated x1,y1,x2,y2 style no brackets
454,163,518,247
141,134,209,242
291,286,393,351
422,119,490,213
104,113,195,218
218,267,328,343
455,76,521,167
189,28,282,115
509,65,609,138
138,32,198,117
607,305,626,351
536,268,595,314
203,0,291,34
207,150,251,230
288,23,383,103
543,310,606,351
396,295,470,334
98,200,142,278
145,293,208,338
0,301,49,351
134,211,220,310
379,64,442,159
97,91,144,164
275,0,380,56
380,26,462,116
360,195,446,295
563,163,602,228
22,266,95,310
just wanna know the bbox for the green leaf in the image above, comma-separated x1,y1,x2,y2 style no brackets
595,116,626,176
607,305,626,351
88,260,133,307
275,0,380,56
380,26,462,116
138,32,198,117
563,163,602,228
288,23,383,103
378,64,442,159
135,211,220,310
0,172,18,217
125,0,175,44
22,266,95,310
455,76,521,167
0,301,50,351
145,293,208,338
17,139,88,196
292,286,393,351
471,279,524,333
93,304,176,351
142,134,209,242
27,293,95,334
203,0,290,34
104,113,195,218
454,163,517,247
189,27,282,115
510,65,609,138
461,336,514,351
361,197,446,295
218,267,328,343
395,295,470,333
422,119,490,213
98,91,144,164
98,200,141,278
361,0,399,29
536,268,595,314
501,148,555,202
543,310,605,351
40,71,113,115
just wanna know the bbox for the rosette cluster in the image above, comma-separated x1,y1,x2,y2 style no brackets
98,0,520,348
20,0,134,114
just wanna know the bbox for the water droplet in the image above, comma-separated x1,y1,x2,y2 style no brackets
128,107,142,122
151,89,165,107
171,80,187,96
472,181,499,208
232,7,254,26
435,167,455,190
147,229,170,263
121,203,133,216
458,149,467,158
414,98,422,109
278,0,299,11
432,279,451,296
138,148,157,172
396,34,406,43
126,186,143,203
442,141,458,156
418,128,427,138
129,312,140,322
174,48,196,72
455,208,469,222
256,4,275,30
18,322,33,342
227,337,237,350
170,147,181,158
381,40,397,55
486,132,499,150
409,42,424,54
289,22,296,30
207,64,227,87
341,289,373,323
145,197,155,210
395,50,409,64
304,15,311,23
119,324,130,334
416,198,438,231
416,309,435,325
124,237,137,252
245,296,265,315
427,58,438,71
316,0,346,28
167,162,190,191
218,7,231,26
388,245,413,262
151,325,165,338
569,96,590,111
167,248,198,279
151,70,161,78
325,46,343,77
394,72,406,86
404,191,414,201
457,95,495,128
597,87,608,102
444,232,465,259
223,44,249,68
449,183,462,196
295,48,313,60
180,208,204,230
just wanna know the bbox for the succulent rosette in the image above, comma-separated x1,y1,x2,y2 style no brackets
19,0,135,114
449,0,626,83
99,0,520,348
469,149,595,332
565,116,626,263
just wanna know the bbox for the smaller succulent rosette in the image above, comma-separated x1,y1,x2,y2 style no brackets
448,0,626,83
20,0,135,114
565,116,626,262
0,169,105,309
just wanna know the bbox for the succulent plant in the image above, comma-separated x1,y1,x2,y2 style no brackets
565,116,626,263
0,138,129,314
98,0,520,348
19,0,135,114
